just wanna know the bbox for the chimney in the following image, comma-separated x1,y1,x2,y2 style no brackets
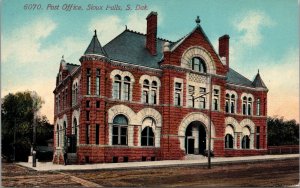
218,35,230,69
146,11,157,55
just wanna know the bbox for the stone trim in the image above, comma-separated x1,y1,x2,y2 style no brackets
181,46,216,74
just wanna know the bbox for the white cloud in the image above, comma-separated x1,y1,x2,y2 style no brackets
260,48,299,122
2,17,57,64
233,10,275,47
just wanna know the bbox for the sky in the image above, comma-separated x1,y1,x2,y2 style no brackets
1,0,299,123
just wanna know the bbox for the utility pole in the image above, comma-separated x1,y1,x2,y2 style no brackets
32,111,36,167
13,118,16,162
208,74,212,169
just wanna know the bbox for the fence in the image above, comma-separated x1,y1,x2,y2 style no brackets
268,145,299,154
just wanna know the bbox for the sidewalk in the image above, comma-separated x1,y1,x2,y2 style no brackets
18,154,299,172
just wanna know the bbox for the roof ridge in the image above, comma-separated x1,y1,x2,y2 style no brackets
66,63,80,66
229,68,252,82
125,29,173,43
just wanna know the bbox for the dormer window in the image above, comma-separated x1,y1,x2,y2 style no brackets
191,57,206,73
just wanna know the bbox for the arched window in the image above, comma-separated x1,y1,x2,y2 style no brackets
257,99,260,116
123,76,131,101
113,75,122,99
225,94,230,113
141,127,154,146
73,118,77,135
242,135,250,149
191,57,207,73
63,121,67,148
248,98,252,115
72,83,78,106
231,94,235,113
151,81,158,104
242,96,247,115
142,79,150,103
57,124,60,147
112,115,128,145
225,134,234,149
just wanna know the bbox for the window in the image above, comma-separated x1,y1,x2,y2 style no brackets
151,81,157,104
225,134,233,149
58,94,60,113
256,99,260,116
142,80,150,103
230,94,235,113
87,68,91,95
213,89,219,111
86,100,90,108
256,127,260,149
65,89,68,109
188,85,195,107
96,124,100,145
242,135,250,149
112,115,128,145
57,124,60,147
96,101,100,108
123,76,130,101
141,127,154,146
63,122,67,147
248,98,252,115
86,111,90,121
191,57,206,73
113,75,121,99
242,96,247,115
96,69,100,95
86,124,90,144
225,94,230,113
200,87,206,109
72,83,78,105
174,82,182,106
56,96,59,113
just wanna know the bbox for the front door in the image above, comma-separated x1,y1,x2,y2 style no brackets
187,137,195,154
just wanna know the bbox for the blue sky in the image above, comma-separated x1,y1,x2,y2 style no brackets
1,0,299,123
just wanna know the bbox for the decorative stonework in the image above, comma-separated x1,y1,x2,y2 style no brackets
240,118,255,133
225,117,242,132
181,46,216,74
188,73,207,83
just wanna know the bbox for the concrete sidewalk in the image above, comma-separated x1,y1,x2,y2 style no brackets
18,154,299,172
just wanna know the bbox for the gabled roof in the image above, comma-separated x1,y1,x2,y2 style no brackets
66,63,80,74
84,30,107,56
226,68,254,88
103,29,171,69
252,71,267,89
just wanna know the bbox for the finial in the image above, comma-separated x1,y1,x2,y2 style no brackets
62,55,64,60
195,16,201,25
258,69,260,74
94,29,97,37
125,25,127,30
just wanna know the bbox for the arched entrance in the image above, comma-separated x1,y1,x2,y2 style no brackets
185,121,206,155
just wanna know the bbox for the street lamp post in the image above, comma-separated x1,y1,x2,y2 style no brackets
192,73,212,169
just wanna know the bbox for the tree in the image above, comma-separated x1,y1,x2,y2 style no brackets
1,91,52,162
267,117,299,146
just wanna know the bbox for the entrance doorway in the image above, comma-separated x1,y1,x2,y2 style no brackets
67,135,77,153
185,121,206,155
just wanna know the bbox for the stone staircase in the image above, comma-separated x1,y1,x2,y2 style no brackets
184,154,206,160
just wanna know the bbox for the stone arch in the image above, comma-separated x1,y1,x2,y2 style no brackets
225,117,242,132
240,119,255,133
241,93,254,101
108,104,136,125
110,69,123,79
178,112,216,151
136,108,162,147
136,108,162,127
181,46,216,74
139,75,161,87
108,105,136,146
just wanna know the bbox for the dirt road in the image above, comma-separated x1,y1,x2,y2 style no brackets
2,158,299,187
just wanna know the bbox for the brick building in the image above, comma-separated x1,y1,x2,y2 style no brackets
53,12,268,164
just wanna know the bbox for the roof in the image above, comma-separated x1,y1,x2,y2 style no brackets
252,71,267,88
226,68,254,88
66,63,80,74
84,30,107,56
104,29,171,69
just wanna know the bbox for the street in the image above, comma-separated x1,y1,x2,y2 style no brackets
2,158,299,187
